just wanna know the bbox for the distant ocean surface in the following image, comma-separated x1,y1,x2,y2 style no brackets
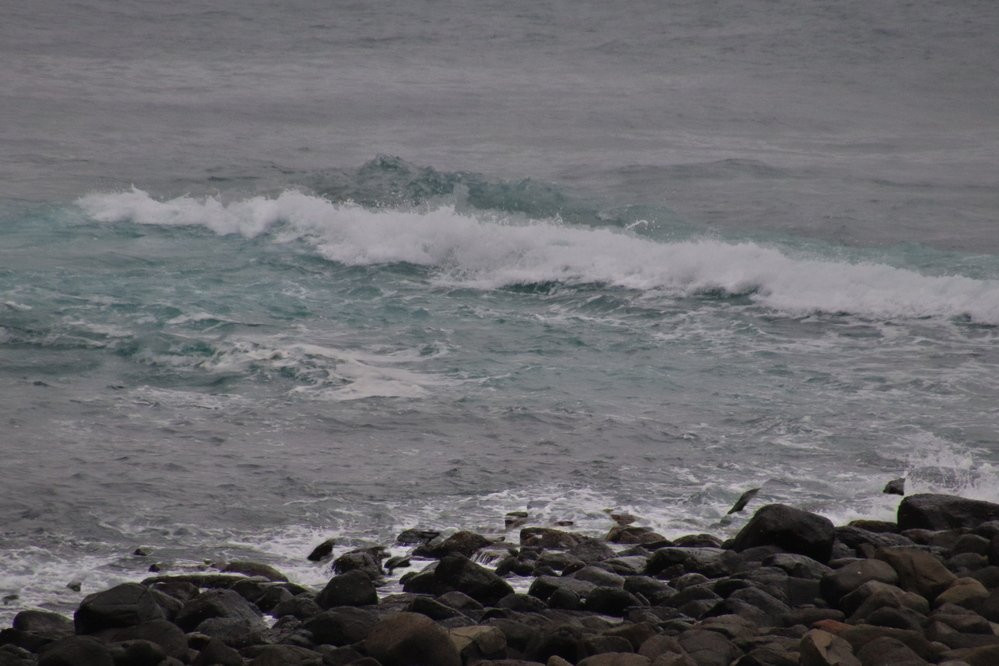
2,0,998,622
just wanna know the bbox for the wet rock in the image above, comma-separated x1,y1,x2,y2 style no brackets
107,638,166,666
898,494,999,531
11,611,73,640
74,583,167,634
221,560,288,582
569,538,617,564
764,553,833,580
432,554,515,605
415,531,492,559
529,575,597,602
606,526,669,546
396,528,440,545
316,569,378,608
521,528,583,550
497,593,549,613
332,549,383,579
307,538,335,562
363,612,461,666
505,511,530,529
731,504,836,564
884,479,906,496
646,547,734,578
524,624,585,663
571,566,625,588
407,595,469,620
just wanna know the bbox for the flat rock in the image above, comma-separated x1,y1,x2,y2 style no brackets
898,494,999,531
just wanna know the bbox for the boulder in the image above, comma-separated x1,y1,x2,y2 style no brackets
577,654,651,666
37,636,114,666
854,636,927,665
897,494,999,531
821,559,899,605
569,538,616,564
191,637,243,666
307,538,335,562
876,547,957,600
101,620,189,662
107,639,167,666
433,554,515,605
935,577,989,609
731,504,836,563
521,527,583,549
245,644,324,665
799,629,860,666
363,612,461,666
332,549,383,578
583,587,645,616
645,547,733,578
676,629,741,666
11,611,73,641
174,588,263,632
302,606,378,645
316,570,378,608
448,624,507,662
74,583,167,634
415,531,492,559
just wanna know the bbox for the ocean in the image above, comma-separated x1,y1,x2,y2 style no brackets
1,0,998,623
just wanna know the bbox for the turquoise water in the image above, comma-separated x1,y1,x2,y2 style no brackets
2,0,998,622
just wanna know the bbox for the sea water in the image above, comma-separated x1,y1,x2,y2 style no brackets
1,0,998,622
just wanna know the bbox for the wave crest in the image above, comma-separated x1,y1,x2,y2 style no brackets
77,188,999,324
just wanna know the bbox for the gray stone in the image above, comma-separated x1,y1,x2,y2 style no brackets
732,504,836,564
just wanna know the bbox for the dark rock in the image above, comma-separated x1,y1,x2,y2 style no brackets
307,538,335,562
0,644,38,666
174,588,262,632
256,586,297,614
728,488,761,514
855,636,927,665
433,554,515,605
363,612,461,666
673,534,724,548
782,607,845,627
606,526,669,545
737,644,798,666
731,504,836,564
548,587,582,610
577,652,650,665
848,520,900,533
529,575,597,602
245,644,324,665
438,590,484,613
415,531,492,559
102,619,189,662
221,560,288,582
316,569,378,608
448,624,508,662
863,606,926,632
571,565,625,588
74,583,167,634
935,577,989,609
505,511,529,529
898,494,999,531
623,576,674,605
195,616,267,648
583,587,645,616
12,611,73,639
837,625,935,661
408,595,467,620
949,644,999,666
497,593,548,613
952,533,991,556
396,528,440,545
841,581,929,620
677,628,741,666
520,527,583,549
709,586,790,625
524,624,585,663
37,636,114,666
978,588,999,622
107,638,166,666
764,553,833,580
798,629,860,666
820,559,900,605
302,606,377,645
646,547,733,578
836,526,915,551
883,478,906,496
385,555,411,573
876,547,957,599
190,637,242,666
332,549,383,579
569,538,616,564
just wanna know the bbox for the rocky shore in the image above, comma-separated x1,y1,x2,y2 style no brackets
4,493,999,665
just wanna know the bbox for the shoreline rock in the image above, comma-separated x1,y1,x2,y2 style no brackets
4,494,999,665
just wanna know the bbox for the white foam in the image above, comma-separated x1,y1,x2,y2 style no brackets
77,189,999,324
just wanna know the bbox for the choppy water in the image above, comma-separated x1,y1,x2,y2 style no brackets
1,0,998,622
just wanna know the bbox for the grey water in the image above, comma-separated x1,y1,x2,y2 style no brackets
1,0,998,620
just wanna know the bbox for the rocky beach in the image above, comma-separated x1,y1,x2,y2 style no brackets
3,493,999,665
